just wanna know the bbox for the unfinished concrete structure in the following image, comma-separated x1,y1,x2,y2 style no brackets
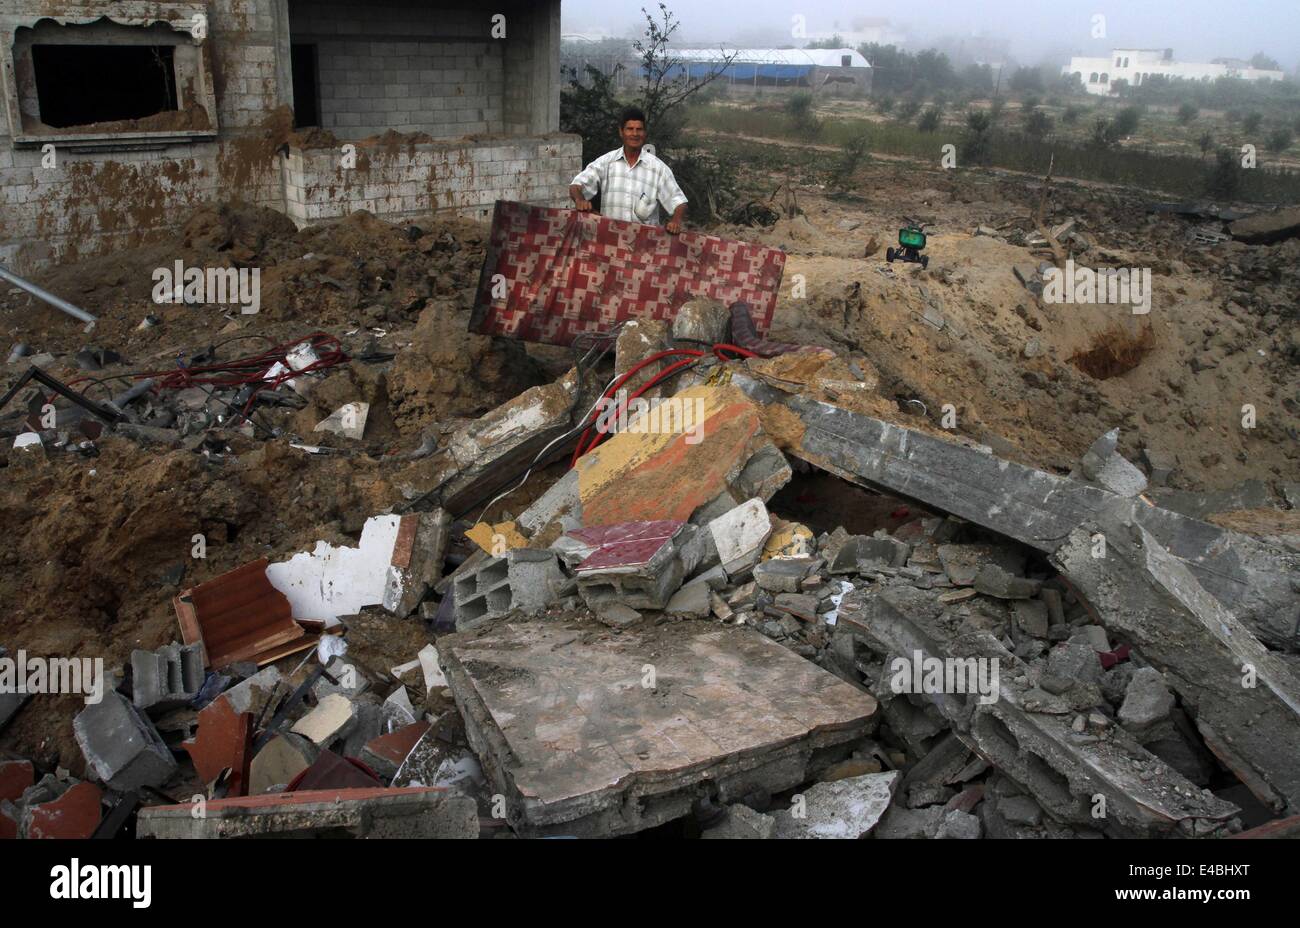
0,0,579,272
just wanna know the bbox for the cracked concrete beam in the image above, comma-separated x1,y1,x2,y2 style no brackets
737,378,1300,650
837,583,1240,836
1051,520,1300,815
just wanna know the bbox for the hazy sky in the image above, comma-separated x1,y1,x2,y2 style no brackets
562,1,1300,70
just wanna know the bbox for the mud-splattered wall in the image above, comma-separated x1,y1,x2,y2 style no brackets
1,0,573,275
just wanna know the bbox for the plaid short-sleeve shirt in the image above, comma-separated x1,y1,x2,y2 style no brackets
571,147,688,226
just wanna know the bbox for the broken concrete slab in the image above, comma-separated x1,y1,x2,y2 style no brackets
1052,520,1300,815
707,498,772,579
836,582,1240,836
556,384,790,533
1119,667,1176,732
433,370,589,516
182,694,253,789
440,617,878,837
131,641,205,713
74,691,177,792
739,382,1300,648
22,780,102,839
135,787,479,839
1229,206,1300,245
771,770,899,838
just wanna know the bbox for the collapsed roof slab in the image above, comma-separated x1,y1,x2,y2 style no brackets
439,617,878,837
837,583,1241,837
737,379,1300,650
1053,520,1300,816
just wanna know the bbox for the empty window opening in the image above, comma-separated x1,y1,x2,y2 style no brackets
32,43,176,128
291,43,320,128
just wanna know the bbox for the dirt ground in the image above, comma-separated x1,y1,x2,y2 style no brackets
2,150,1297,774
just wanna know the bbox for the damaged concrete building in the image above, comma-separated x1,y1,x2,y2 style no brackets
0,0,578,272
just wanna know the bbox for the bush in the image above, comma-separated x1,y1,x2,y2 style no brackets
1024,109,1053,139
1062,104,1084,125
989,98,1006,123
1022,95,1041,111
917,106,942,132
897,99,922,121
785,92,821,135
1243,112,1263,134
1198,131,1215,158
1090,117,1121,149
1177,102,1199,125
1267,127,1294,151
877,96,895,114
830,134,871,189
1114,106,1142,136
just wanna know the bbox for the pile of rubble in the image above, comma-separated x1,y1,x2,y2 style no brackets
3,219,1300,841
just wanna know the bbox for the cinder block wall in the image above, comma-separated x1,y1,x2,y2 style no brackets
282,134,580,224
290,0,507,138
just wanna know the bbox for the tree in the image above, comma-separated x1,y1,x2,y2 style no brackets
896,99,922,121
1206,148,1240,197
1242,112,1263,134
917,106,942,132
1177,102,1198,125
962,63,993,94
877,96,895,114
1198,131,1215,159
1250,52,1282,71
1062,104,1084,125
830,134,870,190
631,3,736,150
962,109,993,163
914,49,956,91
1008,67,1043,93
806,35,844,50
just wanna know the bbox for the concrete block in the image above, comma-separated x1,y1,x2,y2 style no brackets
972,564,1041,599
937,544,1026,586
291,693,359,747
74,691,177,792
753,557,817,593
131,642,205,712
136,786,479,839
249,732,319,795
454,548,568,629
772,771,900,839
1119,667,1176,732
707,498,771,578
570,521,688,612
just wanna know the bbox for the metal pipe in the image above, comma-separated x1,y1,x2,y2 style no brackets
0,265,97,326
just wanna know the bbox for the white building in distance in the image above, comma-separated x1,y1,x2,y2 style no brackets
1064,48,1286,95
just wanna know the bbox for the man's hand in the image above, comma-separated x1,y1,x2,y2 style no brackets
666,203,687,235
573,198,593,212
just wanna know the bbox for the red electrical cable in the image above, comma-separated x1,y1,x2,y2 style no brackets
68,332,348,419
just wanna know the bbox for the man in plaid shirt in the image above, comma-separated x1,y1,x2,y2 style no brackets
568,107,689,233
